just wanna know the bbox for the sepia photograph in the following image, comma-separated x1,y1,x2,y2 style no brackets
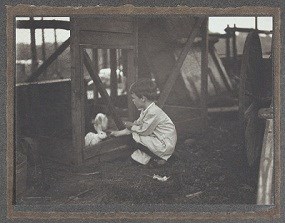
3,3,282,222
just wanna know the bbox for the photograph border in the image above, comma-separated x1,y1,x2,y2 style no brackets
4,4,282,222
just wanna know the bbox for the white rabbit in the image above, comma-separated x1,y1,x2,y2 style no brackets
85,131,107,147
92,113,108,132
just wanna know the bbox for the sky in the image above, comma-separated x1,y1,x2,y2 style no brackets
16,16,273,44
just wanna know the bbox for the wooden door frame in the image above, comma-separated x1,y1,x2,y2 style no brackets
70,18,138,165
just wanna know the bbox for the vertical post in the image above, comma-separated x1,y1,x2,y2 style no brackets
30,17,38,73
54,27,60,78
255,17,258,30
232,24,237,61
92,49,99,103
110,49,118,99
41,17,47,77
106,49,110,68
225,25,230,61
201,17,209,128
70,18,84,165
102,49,108,68
127,19,139,121
122,49,128,94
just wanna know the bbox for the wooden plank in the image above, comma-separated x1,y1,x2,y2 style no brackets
92,49,99,103
16,20,70,30
127,19,139,121
41,18,47,77
77,44,134,50
207,67,222,94
83,135,130,160
225,26,272,35
157,17,205,108
187,76,200,101
79,31,134,47
257,119,274,205
226,31,230,60
30,17,38,73
70,18,84,165
232,27,237,61
76,18,133,33
210,48,233,93
26,38,70,82
208,106,239,113
83,145,131,165
110,49,117,99
200,18,209,128
83,50,125,130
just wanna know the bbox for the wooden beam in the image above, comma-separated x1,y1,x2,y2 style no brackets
53,28,60,77
200,18,209,127
157,17,205,108
225,26,230,60
224,26,272,35
92,49,99,103
83,50,125,130
26,38,70,82
41,18,47,77
110,49,118,99
30,17,38,73
70,18,84,165
210,48,233,93
16,20,70,30
207,67,222,94
232,24,237,60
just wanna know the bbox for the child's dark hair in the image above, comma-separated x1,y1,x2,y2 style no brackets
129,78,158,100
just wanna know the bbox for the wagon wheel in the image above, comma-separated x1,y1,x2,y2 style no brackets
239,30,272,168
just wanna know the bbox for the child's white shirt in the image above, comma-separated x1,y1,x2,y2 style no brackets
130,103,177,164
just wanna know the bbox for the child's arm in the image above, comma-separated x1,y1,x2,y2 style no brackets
131,113,159,136
110,128,131,137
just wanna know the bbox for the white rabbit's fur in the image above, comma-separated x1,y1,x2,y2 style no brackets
85,131,107,146
92,113,108,132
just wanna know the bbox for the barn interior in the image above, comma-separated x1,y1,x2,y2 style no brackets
14,16,274,205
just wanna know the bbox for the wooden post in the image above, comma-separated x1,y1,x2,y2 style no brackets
127,19,139,121
225,25,230,60
255,17,258,30
122,49,128,94
30,17,38,73
200,18,209,128
110,49,118,99
41,17,47,77
102,49,108,68
210,48,233,93
92,49,99,103
53,27,60,78
232,24,237,62
70,18,84,165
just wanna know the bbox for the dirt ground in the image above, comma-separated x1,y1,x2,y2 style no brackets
17,112,258,205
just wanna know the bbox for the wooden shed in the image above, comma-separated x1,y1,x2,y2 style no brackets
16,16,211,166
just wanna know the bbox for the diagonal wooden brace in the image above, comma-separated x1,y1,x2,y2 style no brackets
157,17,205,108
83,50,125,130
26,37,70,82
209,47,233,93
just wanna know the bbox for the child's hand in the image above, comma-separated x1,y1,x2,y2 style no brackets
110,129,131,137
110,131,121,137
124,121,134,129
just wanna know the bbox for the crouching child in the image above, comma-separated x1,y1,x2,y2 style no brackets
111,78,177,165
